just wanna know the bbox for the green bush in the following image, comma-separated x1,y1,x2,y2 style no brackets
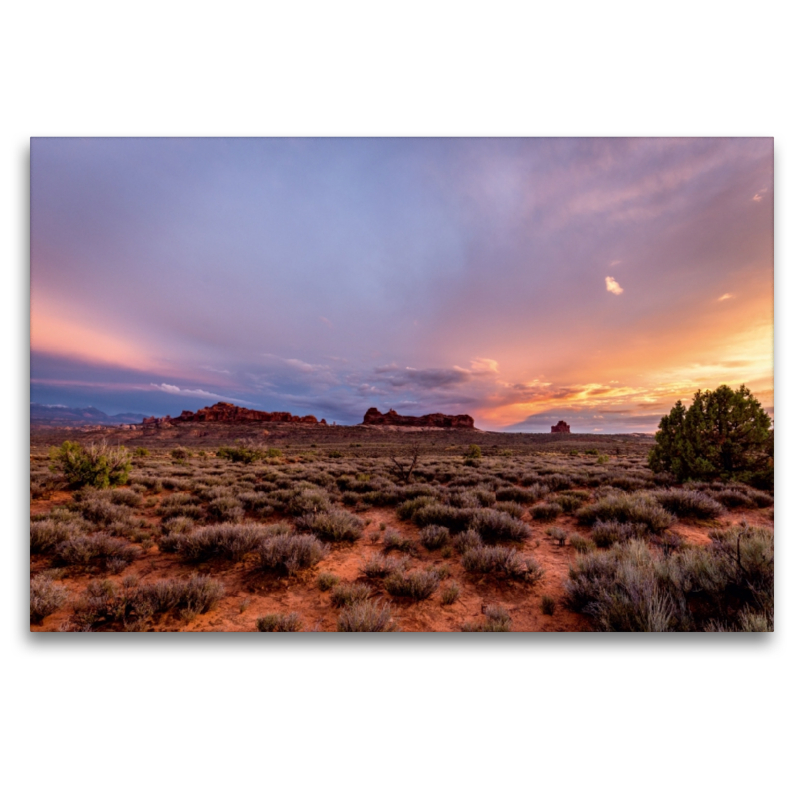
49,440,131,489
648,384,773,488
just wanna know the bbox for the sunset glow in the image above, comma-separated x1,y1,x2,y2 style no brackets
30,138,773,431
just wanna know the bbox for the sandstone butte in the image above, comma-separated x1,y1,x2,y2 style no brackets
361,407,475,429
142,402,326,428
550,420,571,433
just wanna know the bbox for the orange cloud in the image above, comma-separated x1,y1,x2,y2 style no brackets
605,276,624,295
31,301,161,373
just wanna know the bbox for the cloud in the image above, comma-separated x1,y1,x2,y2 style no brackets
718,293,733,301
320,317,333,328
150,383,247,405
469,357,499,374
605,276,624,295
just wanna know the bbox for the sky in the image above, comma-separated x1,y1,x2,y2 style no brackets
30,137,774,432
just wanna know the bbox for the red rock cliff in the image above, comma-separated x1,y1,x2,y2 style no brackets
143,403,325,427
362,407,474,429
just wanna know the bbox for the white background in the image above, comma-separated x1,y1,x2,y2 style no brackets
3,2,796,798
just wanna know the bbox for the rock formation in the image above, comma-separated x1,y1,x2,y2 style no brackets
551,420,571,433
142,402,325,428
362,407,474,429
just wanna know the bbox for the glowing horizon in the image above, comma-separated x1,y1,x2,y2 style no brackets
30,137,773,432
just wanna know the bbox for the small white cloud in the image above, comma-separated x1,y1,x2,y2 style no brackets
150,383,246,404
718,293,733,302
605,276,624,295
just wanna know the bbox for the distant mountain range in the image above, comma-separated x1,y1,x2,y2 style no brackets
30,404,145,427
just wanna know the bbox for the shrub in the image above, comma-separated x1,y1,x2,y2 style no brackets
441,581,460,605
648,384,773,487
651,488,724,519
494,501,526,519
56,534,139,569
74,494,133,526
382,529,416,553
540,595,556,615
746,489,774,508
298,510,364,543
711,489,757,509
330,582,373,607
530,502,561,522
316,572,340,591
207,496,245,523
471,509,531,543
461,545,544,583
590,520,648,548
30,575,67,622
49,440,131,489
106,488,143,507
257,534,328,575
452,529,482,554
419,525,449,550
411,503,473,532
569,534,595,553
217,444,265,464
337,599,397,632
361,553,410,579
139,574,225,616
462,604,512,632
464,444,482,466
163,523,268,561
30,515,88,554
384,569,440,600
546,526,568,546
576,492,675,535
564,525,773,631
256,612,303,632
158,493,205,521
555,494,583,513
286,488,331,517
171,447,190,462
496,486,539,504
